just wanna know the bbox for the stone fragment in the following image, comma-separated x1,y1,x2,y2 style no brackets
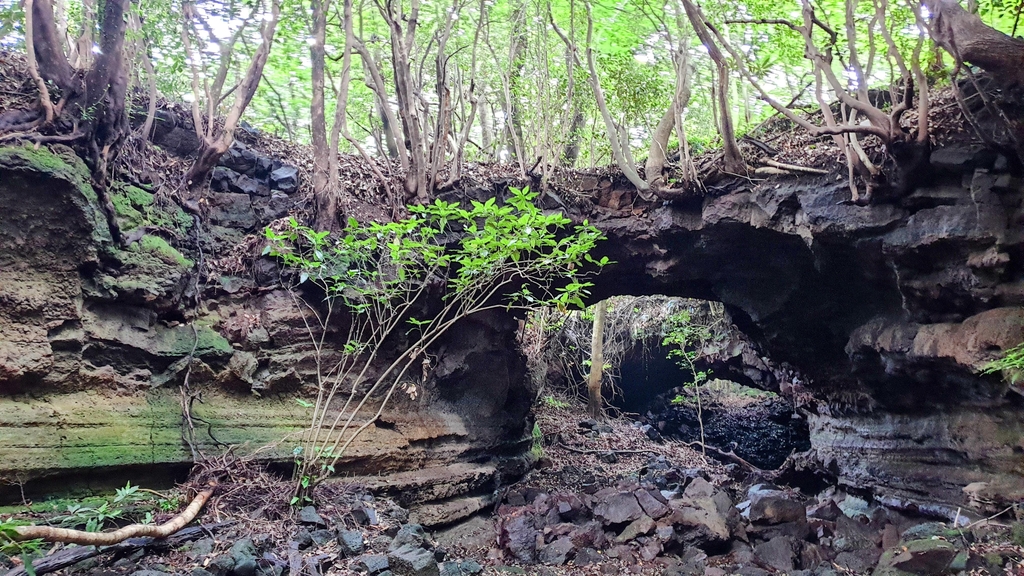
683,477,715,500
207,554,236,576
834,548,882,573
309,529,335,546
538,537,574,565
638,540,662,562
574,548,603,566
338,529,365,557
806,500,842,521
615,515,655,542
207,192,256,230
593,492,643,524
354,504,380,526
749,496,805,525
390,524,428,551
833,515,880,552
230,539,258,564
219,144,258,174
499,513,537,563
800,542,831,570
228,173,262,196
189,538,215,559
438,562,460,576
876,539,957,575
388,544,439,576
355,554,390,575
635,489,670,519
569,520,609,549
270,166,299,193
232,559,257,576
754,536,795,572
211,167,235,192
255,156,274,179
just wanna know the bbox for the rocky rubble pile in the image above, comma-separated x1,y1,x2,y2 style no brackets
494,457,1024,575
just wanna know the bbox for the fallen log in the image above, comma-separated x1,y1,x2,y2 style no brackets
11,487,214,546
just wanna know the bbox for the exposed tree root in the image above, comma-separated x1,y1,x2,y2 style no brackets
11,486,215,545
4,523,234,576
761,159,829,175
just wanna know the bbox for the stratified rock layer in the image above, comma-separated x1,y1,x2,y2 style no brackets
0,145,533,505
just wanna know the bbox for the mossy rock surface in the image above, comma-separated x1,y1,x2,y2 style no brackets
877,538,958,576
135,234,194,268
0,144,112,250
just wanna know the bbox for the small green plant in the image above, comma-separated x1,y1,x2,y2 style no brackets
0,519,44,566
982,342,1024,384
266,187,605,503
54,482,145,532
662,309,716,457
530,422,545,459
541,395,570,409
1011,521,1024,547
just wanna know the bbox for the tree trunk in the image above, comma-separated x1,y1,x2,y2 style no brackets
184,0,281,191
310,0,331,227
924,0,1024,86
587,300,607,419
680,0,745,174
561,108,585,167
31,0,73,87
480,97,493,159
646,102,676,187
507,0,529,165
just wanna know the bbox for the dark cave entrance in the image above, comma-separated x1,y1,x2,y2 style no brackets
606,297,812,470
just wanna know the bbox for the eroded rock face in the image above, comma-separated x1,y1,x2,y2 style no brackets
0,145,533,504
4,135,1024,514
582,144,1024,512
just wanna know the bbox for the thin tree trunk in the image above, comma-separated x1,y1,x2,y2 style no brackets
337,0,391,207
73,0,93,69
507,0,528,165
310,0,331,225
184,0,281,191
353,40,407,170
587,300,607,419
480,96,493,159
552,2,652,196
646,103,675,187
25,0,55,123
680,0,745,174
561,109,585,167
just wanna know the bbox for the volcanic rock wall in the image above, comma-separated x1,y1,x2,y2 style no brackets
584,144,1024,513
3,129,1024,515
0,144,533,513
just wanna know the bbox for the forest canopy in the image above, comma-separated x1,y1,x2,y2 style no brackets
0,0,1022,226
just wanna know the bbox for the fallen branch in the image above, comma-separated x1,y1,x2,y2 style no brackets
683,441,761,471
762,159,829,174
11,486,215,546
557,442,658,456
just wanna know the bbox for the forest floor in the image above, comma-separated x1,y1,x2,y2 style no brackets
3,393,1024,576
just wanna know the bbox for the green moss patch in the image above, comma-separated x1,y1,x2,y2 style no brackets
0,144,95,201
134,234,194,268
110,183,192,235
